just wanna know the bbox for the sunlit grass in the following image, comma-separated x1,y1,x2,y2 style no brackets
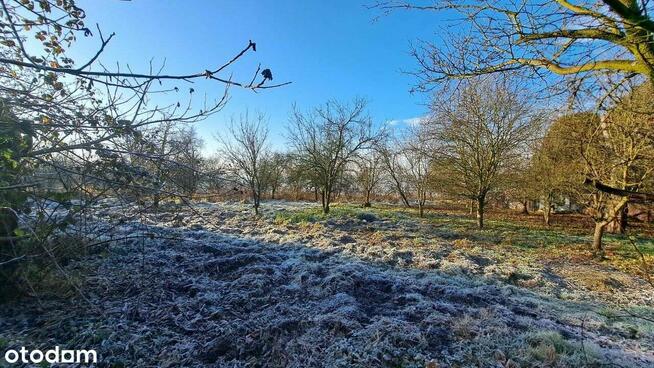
271,202,654,274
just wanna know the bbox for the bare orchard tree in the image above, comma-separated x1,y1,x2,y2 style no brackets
288,99,382,214
376,124,433,213
504,157,535,216
400,123,433,217
217,112,271,215
203,156,228,194
354,149,383,207
429,78,544,229
168,126,205,197
121,120,174,207
378,137,413,208
265,152,287,200
284,154,313,201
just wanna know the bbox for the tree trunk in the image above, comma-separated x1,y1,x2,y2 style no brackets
388,172,411,207
592,221,606,253
605,196,630,233
321,189,331,214
543,197,552,226
418,191,426,217
153,193,160,209
592,196,628,253
543,206,551,226
618,204,628,233
476,196,485,229
271,186,276,200
400,193,411,207
363,189,372,207
326,189,332,214
320,190,326,212
520,200,529,215
253,194,260,215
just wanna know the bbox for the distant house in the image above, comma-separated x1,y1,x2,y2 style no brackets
509,197,580,214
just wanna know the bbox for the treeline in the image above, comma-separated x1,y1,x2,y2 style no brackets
178,78,652,255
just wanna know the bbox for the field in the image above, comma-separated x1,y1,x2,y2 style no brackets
1,200,653,367
4,0,654,367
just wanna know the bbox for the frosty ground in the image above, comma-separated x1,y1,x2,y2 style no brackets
1,200,653,367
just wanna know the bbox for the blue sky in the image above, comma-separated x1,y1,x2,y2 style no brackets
75,0,442,152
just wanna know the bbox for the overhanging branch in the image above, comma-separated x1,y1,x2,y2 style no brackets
584,177,654,203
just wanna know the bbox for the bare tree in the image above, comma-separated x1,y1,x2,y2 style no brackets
378,138,413,208
288,98,382,214
429,78,544,229
284,154,313,201
504,157,535,216
375,123,433,214
400,123,433,217
354,149,383,207
265,152,287,200
168,127,205,196
217,112,271,215
203,156,228,194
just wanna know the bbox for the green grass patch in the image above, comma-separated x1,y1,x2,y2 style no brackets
413,212,588,249
605,234,654,256
272,202,653,267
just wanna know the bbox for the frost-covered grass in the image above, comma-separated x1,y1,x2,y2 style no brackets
275,202,654,285
273,205,388,224
1,199,653,367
